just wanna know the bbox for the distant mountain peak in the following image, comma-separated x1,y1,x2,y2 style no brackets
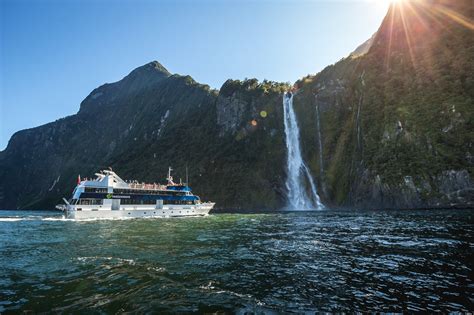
350,33,376,58
127,60,171,79
79,60,172,112
133,61,170,76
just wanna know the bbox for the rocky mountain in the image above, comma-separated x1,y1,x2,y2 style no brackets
0,0,472,210
294,0,473,208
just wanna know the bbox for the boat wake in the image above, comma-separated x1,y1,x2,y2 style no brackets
0,216,73,222
0,214,212,222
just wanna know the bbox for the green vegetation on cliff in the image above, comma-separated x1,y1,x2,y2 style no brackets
0,0,472,210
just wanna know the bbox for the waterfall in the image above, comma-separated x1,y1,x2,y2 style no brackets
315,101,324,178
315,98,327,196
303,164,323,208
282,93,324,210
356,94,363,149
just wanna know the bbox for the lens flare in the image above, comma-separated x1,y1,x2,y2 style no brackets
381,0,473,73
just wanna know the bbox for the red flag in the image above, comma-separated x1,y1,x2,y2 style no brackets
77,175,81,185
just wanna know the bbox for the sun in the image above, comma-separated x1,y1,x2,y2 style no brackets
372,0,405,6
370,0,393,14
390,0,407,5
371,0,406,14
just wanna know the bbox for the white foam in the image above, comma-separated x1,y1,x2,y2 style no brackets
76,256,136,265
42,217,74,221
0,218,23,222
0,216,69,222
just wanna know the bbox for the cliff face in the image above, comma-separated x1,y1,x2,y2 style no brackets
294,0,473,208
0,0,472,210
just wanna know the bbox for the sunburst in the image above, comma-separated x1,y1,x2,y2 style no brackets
382,0,473,72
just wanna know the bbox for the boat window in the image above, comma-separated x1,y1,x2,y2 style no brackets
78,198,103,205
84,187,108,193
163,200,194,205
120,199,159,205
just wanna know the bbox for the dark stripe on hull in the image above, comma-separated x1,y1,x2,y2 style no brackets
79,192,199,201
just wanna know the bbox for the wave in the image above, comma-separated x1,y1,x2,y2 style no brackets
76,256,137,265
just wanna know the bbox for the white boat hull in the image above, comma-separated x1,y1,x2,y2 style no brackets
61,203,214,220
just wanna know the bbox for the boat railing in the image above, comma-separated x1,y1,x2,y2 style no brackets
128,182,167,191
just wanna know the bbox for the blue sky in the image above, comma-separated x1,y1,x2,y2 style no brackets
0,0,389,150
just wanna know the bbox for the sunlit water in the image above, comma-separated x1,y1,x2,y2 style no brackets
0,209,473,312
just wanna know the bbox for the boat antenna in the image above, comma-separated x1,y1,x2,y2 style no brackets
186,163,189,186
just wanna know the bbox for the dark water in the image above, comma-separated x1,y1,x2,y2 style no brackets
0,209,473,313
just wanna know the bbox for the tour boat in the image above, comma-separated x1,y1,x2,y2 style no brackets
55,168,215,219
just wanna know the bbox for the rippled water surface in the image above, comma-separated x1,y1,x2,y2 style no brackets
0,209,473,312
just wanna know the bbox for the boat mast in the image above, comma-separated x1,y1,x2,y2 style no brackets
186,164,189,186
167,166,173,185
